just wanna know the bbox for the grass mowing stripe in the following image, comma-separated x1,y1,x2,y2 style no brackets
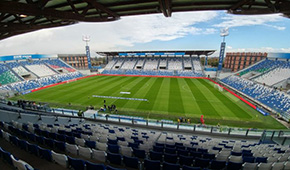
152,78,170,113
178,78,202,116
111,77,151,108
185,79,221,118
57,76,126,103
200,79,252,119
168,78,185,114
137,77,164,111
193,80,238,119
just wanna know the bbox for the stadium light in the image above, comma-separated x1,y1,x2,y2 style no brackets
220,27,229,42
82,35,90,46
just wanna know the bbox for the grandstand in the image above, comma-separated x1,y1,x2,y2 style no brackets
0,56,83,94
99,51,212,77
221,58,290,122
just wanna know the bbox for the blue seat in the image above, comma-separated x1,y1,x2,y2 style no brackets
176,145,186,150
187,147,197,152
256,157,267,163
38,146,52,162
231,151,242,156
20,130,28,139
108,139,118,145
164,153,178,163
163,161,180,170
9,135,19,146
85,161,106,170
107,152,122,165
212,146,222,151
153,145,164,152
144,159,160,170
179,155,193,166
68,156,85,170
18,139,28,151
133,148,146,159
227,161,243,170
203,153,215,160
190,151,202,159
117,137,125,141
44,137,54,148
128,142,139,149
177,149,188,156
242,152,253,157
107,165,126,170
165,147,176,154
27,143,39,156
65,136,75,144
149,151,163,160
49,132,57,139
0,148,13,165
182,165,200,170
28,133,36,142
123,155,139,169
56,134,66,142
210,160,226,170
166,144,175,148
197,148,208,154
54,140,66,151
108,144,119,154
195,157,210,168
155,142,164,147
243,156,255,163
36,135,44,145
85,140,96,149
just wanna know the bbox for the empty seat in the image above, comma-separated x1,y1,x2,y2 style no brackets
51,150,68,168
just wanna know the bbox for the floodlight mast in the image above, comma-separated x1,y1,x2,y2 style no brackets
82,35,92,69
217,28,229,77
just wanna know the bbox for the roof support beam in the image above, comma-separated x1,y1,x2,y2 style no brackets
230,0,253,10
82,0,120,19
159,0,172,17
0,1,118,22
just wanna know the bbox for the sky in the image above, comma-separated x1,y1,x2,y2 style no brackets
0,10,289,57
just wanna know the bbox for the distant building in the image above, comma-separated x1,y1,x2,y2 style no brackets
224,52,267,72
58,54,88,69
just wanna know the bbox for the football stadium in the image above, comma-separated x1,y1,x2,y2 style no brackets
1,1,290,170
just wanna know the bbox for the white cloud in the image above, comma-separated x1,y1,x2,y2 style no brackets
0,11,218,56
214,14,285,30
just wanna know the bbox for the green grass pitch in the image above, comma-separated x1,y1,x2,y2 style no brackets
14,75,285,129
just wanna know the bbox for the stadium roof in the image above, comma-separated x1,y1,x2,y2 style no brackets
96,50,216,56
1,0,290,41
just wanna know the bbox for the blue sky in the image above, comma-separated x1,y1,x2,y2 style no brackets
0,11,289,57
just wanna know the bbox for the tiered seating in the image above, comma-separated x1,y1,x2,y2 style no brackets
238,59,284,76
168,58,182,70
254,61,290,86
3,119,290,170
52,72,83,82
178,71,204,77
113,58,125,69
0,63,20,85
10,80,40,92
193,59,202,71
159,58,167,68
37,76,58,87
105,59,118,69
144,58,158,70
121,58,137,70
183,58,193,70
44,59,76,72
6,61,29,75
135,58,145,69
221,76,290,120
24,64,56,77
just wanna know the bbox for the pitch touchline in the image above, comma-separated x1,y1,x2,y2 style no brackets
92,95,148,101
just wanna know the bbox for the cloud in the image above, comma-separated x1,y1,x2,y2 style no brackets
214,14,285,30
0,11,218,56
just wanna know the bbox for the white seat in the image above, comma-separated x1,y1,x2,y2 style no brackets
75,137,85,147
89,135,99,142
242,162,258,170
11,155,34,170
118,141,128,146
96,142,107,152
258,163,273,170
66,143,78,155
78,146,92,159
272,162,285,170
229,155,243,163
92,149,107,163
51,150,68,168
120,146,133,157
267,157,279,162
